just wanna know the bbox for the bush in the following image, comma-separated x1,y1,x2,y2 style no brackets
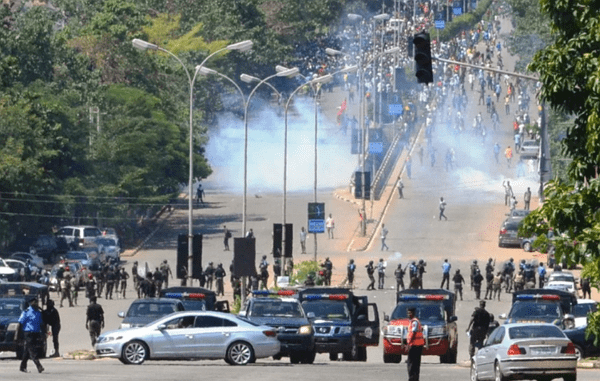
429,0,495,42
290,260,321,285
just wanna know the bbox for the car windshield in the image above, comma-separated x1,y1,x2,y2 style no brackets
250,301,304,318
509,325,564,339
510,302,562,319
66,252,87,260
301,300,350,320
96,238,116,246
127,302,176,317
390,302,445,321
549,275,574,282
0,300,24,317
181,300,207,311
573,303,597,318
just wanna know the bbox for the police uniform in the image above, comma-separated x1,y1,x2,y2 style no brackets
406,308,425,381
366,261,375,290
467,302,491,357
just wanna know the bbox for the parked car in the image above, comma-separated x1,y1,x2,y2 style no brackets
48,262,84,291
564,326,600,361
55,226,102,249
118,298,185,329
3,259,40,281
64,251,93,267
0,296,47,359
10,252,45,269
505,209,530,219
572,299,598,328
96,311,281,365
8,234,66,263
546,271,578,295
95,237,121,262
498,218,524,247
0,259,17,282
520,139,540,159
470,323,577,381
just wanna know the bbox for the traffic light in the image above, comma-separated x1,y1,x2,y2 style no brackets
273,224,282,258
284,223,293,258
176,234,187,279
407,36,414,57
413,32,433,84
191,234,202,279
354,171,371,199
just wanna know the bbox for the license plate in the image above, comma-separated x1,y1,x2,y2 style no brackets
532,346,555,355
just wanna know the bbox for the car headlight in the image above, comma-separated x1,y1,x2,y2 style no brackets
299,325,312,335
383,325,403,336
339,326,352,335
429,326,446,336
119,323,131,329
97,335,123,343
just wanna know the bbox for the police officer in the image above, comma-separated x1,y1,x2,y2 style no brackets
440,259,451,290
513,270,525,291
132,261,139,290
409,261,418,288
322,257,333,286
473,269,484,300
85,296,104,347
119,268,129,299
259,256,269,290
152,266,163,294
214,263,226,296
502,258,515,292
395,264,405,292
484,269,494,300
304,274,315,287
42,299,61,358
452,269,465,301
485,258,494,275
366,261,375,290
470,260,479,290
406,307,425,381
417,260,426,289
18,298,45,373
466,301,491,357
205,262,215,290
105,267,117,299
160,260,173,289
273,259,282,283
377,258,386,289
345,259,356,288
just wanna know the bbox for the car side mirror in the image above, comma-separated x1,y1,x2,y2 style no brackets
157,324,166,330
498,313,507,320
306,312,315,319
383,313,390,322
357,314,367,321
238,310,247,317
449,315,457,323
118,311,125,318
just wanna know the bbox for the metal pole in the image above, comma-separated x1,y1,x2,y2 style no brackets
314,87,319,261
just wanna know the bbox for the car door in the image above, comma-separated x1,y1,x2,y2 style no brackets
354,297,380,347
191,315,237,358
477,326,504,379
151,315,197,358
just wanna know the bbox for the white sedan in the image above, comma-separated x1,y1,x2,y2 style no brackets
96,311,280,365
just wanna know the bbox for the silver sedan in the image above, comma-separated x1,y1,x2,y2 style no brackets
471,323,577,381
95,311,280,365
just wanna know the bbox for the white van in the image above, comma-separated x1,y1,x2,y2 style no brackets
56,225,102,249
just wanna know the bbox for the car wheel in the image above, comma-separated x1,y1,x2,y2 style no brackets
226,341,254,366
329,352,338,361
290,352,301,364
357,346,367,362
447,347,457,364
523,242,532,252
122,340,148,365
383,353,402,363
342,338,358,361
563,374,576,381
574,345,584,361
300,350,316,364
470,360,480,381
495,361,507,381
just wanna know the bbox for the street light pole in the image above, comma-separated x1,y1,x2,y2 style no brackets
132,38,252,285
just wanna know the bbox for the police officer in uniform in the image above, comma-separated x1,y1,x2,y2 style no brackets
452,269,465,300
377,258,386,289
440,259,451,290
42,299,61,358
85,296,104,347
214,263,226,296
466,301,491,357
395,264,405,292
18,298,45,373
406,307,425,381
259,256,269,289
417,260,426,289
473,269,484,300
366,261,375,290
470,260,479,290
205,262,215,290
345,259,356,288
322,257,333,286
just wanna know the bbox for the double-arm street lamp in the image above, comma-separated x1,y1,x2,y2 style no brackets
132,38,252,284
327,44,400,236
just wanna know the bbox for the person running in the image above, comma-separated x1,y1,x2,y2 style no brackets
439,197,448,221
85,297,105,347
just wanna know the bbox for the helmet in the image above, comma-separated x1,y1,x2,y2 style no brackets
369,260,374,264
379,258,384,262
488,258,493,262
419,259,424,264
209,261,213,265
521,259,526,263
412,261,416,265
262,255,267,260
349,259,354,263
473,260,478,264
163,260,167,263
398,263,402,268
509,258,514,262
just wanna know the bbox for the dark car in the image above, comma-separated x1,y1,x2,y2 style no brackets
8,234,66,263
498,218,523,247
160,287,229,312
564,326,600,360
0,294,48,359
118,298,185,329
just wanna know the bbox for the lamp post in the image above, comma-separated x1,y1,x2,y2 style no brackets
132,38,252,285
327,45,400,236
282,66,357,261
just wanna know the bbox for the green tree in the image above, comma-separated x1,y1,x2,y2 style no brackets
525,0,600,342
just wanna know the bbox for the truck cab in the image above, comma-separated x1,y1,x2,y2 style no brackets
499,289,577,329
298,287,379,362
239,289,315,364
382,289,458,364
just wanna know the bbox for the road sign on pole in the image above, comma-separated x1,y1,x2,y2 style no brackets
307,203,325,233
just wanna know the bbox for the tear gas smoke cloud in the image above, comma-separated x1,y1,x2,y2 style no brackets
206,96,357,193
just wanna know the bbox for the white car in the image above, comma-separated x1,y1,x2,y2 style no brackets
96,311,280,365
546,271,578,295
544,281,577,295
0,258,17,281
572,299,598,328
10,252,45,269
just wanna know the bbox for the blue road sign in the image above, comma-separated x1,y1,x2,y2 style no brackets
453,6,462,15
308,202,325,234
435,20,445,29
308,220,325,234
369,142,383,154
388,104,404,115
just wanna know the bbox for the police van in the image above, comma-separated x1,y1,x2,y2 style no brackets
160,287,230,312
382,289,458,363
239,290,315,364
298,287,379,361
499,289,577,329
